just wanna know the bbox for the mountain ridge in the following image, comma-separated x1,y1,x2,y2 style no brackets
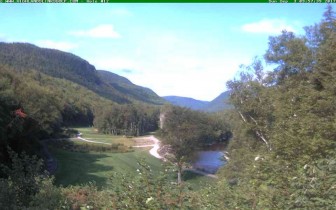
163,91,232,112
204,91,233,112
0,42,165,105
97,70,165,105
163,96,209,110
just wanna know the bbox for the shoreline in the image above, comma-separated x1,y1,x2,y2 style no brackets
134,135,219,179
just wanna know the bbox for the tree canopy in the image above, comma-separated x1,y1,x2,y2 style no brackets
207,5,336,209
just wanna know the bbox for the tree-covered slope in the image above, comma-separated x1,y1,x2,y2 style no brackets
98,70,165,105
203,91,233,112
0,42,100,85
0,42,164,105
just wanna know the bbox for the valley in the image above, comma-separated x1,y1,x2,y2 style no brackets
50,127,215,189
0,5,335,209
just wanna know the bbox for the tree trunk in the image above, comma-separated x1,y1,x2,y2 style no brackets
177,163,182,184
238,111,247,123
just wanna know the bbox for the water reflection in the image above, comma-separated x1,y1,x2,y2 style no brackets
193,151,226,174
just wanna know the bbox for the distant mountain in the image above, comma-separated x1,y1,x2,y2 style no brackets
203,91,233,112
163,96,209,110
163,91,232,112
0,42,165,105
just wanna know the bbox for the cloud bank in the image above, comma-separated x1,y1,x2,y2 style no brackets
242,19,297,34
69,24,120,39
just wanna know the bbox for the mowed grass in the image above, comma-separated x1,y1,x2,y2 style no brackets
74,127,134,146
53,127,160,187
52,127,216,190
52,147,162,188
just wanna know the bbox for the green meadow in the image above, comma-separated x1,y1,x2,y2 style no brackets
52,127,214,189
73,127,135,146
52,147,162,187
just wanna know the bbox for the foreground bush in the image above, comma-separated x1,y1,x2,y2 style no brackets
0,151,197,209
0,148,64,209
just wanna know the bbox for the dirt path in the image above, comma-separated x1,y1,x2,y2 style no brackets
76,135,162,160
76,136,111,145
132,135,163,159
148,136,163,159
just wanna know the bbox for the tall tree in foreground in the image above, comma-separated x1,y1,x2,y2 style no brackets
160,106,200,184
160,105,227,184
227,57,274,151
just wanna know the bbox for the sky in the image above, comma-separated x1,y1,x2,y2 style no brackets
0,4,329,101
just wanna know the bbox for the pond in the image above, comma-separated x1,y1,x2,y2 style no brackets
192,151,226,174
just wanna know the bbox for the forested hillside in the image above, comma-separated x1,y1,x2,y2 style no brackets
197,5,336,209
203,91,232,112
0,44,163,180
0,6,335,210
0,66,106,179
0,42,165,105
98,70,165,105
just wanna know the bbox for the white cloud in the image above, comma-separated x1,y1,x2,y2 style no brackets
34,40,77,51
69,24,120,39
85,31,254,101
242,19,297,35
86,33,249,100
117,55,240,101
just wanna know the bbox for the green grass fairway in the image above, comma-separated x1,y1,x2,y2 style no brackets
52,147,162,187
74,127,134,146
52,127,216,190
53,147,214,190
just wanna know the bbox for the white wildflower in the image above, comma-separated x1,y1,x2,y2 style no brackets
146,197,154,204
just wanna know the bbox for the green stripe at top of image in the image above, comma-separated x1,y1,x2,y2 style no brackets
2,0,332,3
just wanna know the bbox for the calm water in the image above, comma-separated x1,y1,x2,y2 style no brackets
193,151,226,174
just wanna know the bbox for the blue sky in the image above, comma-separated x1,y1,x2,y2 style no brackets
0,4,328,101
